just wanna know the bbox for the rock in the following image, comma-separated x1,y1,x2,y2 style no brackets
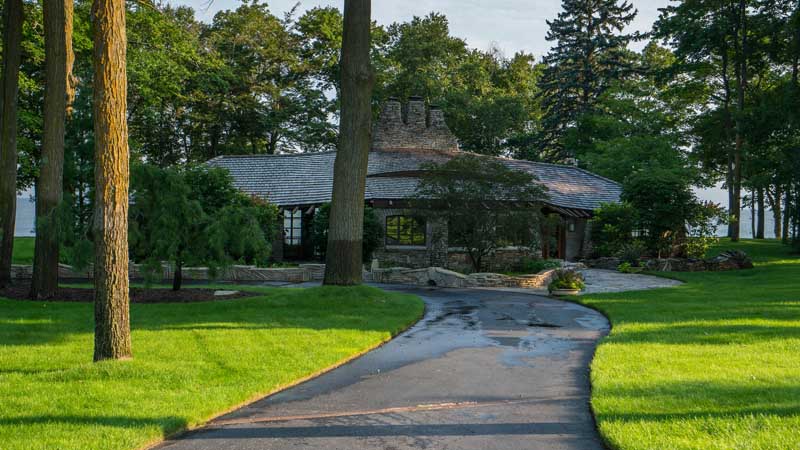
213,290,240,297
708,250,754,270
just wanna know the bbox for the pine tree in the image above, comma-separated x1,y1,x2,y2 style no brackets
92,0,132,361
534,0,639,162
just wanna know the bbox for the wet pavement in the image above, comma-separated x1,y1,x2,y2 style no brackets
156,287,610,450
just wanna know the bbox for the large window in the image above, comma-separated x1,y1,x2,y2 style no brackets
386,216,426,246
284,209,302,245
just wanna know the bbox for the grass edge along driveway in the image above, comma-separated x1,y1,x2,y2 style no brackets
0,285,424,450
576,240,800,450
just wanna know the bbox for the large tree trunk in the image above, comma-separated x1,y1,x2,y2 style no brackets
0,0,24,288
729,0,748,243
92,0,131,361
323,0,374,286
721,46,736,239
30,0,75,299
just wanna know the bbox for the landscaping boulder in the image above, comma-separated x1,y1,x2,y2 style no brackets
707,250,754,270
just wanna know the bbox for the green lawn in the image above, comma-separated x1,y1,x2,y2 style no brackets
0,285,424,450
11,237,34,265
577,240,800,450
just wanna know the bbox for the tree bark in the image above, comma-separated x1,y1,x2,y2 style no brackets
323,0,374,286
92,0,131,361
721,44,736,239
784,189,793,243
173,259,182,291
756,187,765,239
30,0,75,299
768,185,782,239
0,0,24,288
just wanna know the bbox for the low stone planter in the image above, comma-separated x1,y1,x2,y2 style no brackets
550,288,581,296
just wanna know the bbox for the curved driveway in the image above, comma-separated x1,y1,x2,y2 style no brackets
157,287,610,450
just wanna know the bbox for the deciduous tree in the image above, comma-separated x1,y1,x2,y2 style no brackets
324,0,374,285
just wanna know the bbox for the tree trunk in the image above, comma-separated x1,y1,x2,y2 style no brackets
30,0,75,299
785,189,793,244
173,259,182,291
323,0,374,286
0,0,24,288
756,187,765,239
730,0,748,243
750,191,756,239
768,185,782,239
92,0,131,362
721,46,736,239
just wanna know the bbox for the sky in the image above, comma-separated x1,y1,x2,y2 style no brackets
178,0,671,57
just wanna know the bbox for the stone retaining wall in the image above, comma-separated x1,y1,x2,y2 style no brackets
11,263,312,283
12,262,556,289
371,266,556,289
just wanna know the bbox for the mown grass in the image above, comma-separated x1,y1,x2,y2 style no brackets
0,285,424,450
11,237,34,265
577,240,800,450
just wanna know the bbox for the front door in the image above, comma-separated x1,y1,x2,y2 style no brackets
542,217,566,260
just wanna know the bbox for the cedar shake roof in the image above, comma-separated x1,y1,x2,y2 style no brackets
206,148,622,212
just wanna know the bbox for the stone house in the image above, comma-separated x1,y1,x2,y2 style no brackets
207,97,621,272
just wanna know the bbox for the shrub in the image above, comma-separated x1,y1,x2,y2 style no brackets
519,257,561,274
548,269,586,291
617,262,644,274
590,202,638,257
615,241,646,266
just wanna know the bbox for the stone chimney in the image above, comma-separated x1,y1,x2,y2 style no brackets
372,96,459,152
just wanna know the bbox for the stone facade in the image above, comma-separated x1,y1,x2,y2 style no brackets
371,97,459,152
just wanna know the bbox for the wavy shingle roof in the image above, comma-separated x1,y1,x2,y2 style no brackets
207,149,621,212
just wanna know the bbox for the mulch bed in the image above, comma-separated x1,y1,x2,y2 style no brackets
0,281,259,303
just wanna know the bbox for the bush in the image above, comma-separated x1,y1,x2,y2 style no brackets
309,203,383,262
615,241,646,266
129,164,278,290
548,269,586,291
617,262,644,274
590,202,639,257
519,257,561,274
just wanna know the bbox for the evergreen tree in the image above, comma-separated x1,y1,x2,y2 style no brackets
533,0,639,162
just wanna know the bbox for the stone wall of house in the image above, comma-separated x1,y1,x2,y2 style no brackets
371,97,459,152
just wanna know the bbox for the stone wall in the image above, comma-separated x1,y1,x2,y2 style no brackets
371,97,459,152
11,263,313,283
370,266,556,290
583,250,755,272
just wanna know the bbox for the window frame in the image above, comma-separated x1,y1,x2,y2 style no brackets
283,209,303,246
385,215,427,247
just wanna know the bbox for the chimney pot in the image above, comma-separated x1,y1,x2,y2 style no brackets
406,96,426,129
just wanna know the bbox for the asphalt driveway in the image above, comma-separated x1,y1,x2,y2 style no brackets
157,287,610,450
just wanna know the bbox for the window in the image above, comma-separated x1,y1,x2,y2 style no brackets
386,216,426,246
284,209,302,245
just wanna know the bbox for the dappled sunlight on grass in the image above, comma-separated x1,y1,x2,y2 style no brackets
0,285,424,450
578,240,800,450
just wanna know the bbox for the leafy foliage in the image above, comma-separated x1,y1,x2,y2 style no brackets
414,155,547,272
129,165,278,289
548,268,585,291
